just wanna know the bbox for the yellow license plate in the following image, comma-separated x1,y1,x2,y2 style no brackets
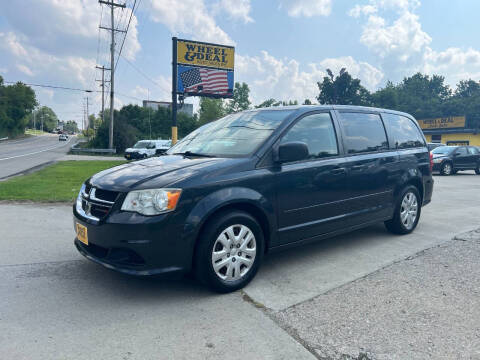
76,223,88,245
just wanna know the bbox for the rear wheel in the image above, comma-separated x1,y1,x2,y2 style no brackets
440,162,453,175
385,186,421,235
475,163,480,175
194,210,264,293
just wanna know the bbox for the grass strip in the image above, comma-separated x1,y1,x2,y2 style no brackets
0,160,125,202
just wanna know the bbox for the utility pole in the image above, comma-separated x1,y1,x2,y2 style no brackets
171,37,178,144
33,108,36,134
96,65,110,124
99,0,126,150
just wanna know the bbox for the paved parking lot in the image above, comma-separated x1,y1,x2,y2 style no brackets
0,172,479,359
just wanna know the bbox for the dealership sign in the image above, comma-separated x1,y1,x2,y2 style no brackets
417,116,466,130
174,39,234,98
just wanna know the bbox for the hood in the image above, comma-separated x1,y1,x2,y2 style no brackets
89,155,222,191
125,148,140,152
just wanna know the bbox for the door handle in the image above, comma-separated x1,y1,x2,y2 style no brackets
352,164,365,170
331,167,346,175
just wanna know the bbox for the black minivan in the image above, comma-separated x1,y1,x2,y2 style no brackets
73,106,433,292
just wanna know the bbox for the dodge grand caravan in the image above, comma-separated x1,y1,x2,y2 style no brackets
74,106,433,292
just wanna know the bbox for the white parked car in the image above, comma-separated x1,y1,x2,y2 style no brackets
124,139,172,160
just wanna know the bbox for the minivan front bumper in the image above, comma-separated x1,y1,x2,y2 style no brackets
73,206,191,277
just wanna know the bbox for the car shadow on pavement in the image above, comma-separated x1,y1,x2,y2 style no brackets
66,223,395,303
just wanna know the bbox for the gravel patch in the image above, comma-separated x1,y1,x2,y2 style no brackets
274,229,480,360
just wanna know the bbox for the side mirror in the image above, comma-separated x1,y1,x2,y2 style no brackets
275,142,309,163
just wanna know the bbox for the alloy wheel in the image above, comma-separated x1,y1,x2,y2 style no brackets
400,192,418,230
211,224,257,282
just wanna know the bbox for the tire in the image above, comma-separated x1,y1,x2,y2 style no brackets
475,163,480,175
194,210,264,293
385,186,421,235
440,162,453,176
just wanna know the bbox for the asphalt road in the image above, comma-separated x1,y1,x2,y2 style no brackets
0,134,75,179
0,173,479,359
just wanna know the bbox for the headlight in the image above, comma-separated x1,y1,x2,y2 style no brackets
121,189,182,215
433,158,443,163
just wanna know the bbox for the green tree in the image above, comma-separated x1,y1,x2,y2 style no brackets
226,82,251,113
446,79,480,129
26,106,58,132
0,77,37,137
371,73,452,120
317,68,371,106
198,97,225,125
303,99,313,105
255,98,282,108
63,120,79,134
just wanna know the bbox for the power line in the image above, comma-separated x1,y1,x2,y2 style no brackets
4,81,94,93
115,51,170,94
114,0,139,72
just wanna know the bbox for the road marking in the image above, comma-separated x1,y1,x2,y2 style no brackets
0,137,73,161
0,136,46,146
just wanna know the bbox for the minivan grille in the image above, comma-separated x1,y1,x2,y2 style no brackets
81,184,119,220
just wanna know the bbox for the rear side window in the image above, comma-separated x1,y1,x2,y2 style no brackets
383,113,425,149
281,113,338,159
338,112,388,154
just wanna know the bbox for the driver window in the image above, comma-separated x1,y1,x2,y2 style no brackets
456,147,467,156
281,113,339,159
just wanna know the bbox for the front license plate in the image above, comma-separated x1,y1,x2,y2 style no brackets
76,223,88,245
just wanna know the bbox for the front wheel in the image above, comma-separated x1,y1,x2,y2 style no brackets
385,186,421,235
475,163,480,175
194,210,264,293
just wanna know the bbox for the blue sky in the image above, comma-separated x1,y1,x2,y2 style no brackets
1,0,479,127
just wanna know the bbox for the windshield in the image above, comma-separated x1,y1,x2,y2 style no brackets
167,110,293,157
432,146,455,155
133,141,150,149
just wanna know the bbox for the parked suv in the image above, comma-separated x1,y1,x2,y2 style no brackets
431,145,480,175
73,106,433,292
124,140,171,160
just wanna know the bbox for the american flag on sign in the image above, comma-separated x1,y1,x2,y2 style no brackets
181,68,230,94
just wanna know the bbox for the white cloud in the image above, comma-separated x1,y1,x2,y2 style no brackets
148,0,234,45
2,0,140,61
348,4,377,18
318,56,384,89
236,51,382,105
280,0,332,18
351,3,431,61
16,64,34,76
349,0,480,87
422,47,480,85
217,0,254,23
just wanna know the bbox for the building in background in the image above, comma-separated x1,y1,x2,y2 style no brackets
419,116,480,146
142,100,194,117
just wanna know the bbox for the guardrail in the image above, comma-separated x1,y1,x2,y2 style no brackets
70,142,116,154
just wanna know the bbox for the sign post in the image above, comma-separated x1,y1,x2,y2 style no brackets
172,37,235,144
171,37,178,144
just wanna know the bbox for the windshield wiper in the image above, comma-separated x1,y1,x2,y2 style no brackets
173,151,216,158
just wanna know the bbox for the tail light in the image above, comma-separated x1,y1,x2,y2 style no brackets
429,151,433,172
